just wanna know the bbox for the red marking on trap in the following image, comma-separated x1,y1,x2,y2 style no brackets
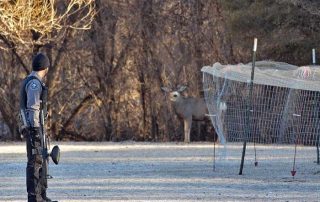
291,170,296,177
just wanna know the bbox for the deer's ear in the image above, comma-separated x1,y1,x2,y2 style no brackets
161,87,171,92
177,85,187,92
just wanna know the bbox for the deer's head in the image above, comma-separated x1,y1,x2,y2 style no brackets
161,85,187,102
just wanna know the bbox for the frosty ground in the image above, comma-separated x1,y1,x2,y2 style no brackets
0,142,319,202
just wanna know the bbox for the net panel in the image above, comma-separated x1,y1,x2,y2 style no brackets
202,61,320,146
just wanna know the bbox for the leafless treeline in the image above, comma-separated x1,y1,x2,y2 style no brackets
1,0,320,141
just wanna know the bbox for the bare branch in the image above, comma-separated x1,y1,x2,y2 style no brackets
0,0,96,48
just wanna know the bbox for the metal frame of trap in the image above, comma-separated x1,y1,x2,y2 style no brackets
204,40,320,175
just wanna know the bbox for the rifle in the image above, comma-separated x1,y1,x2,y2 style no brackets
39,106,60,188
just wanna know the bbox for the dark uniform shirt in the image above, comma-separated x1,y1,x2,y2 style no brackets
25,72,43,128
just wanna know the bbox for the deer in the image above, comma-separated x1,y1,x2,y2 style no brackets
161,85,208,143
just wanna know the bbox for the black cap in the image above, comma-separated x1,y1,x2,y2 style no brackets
32,53,50,71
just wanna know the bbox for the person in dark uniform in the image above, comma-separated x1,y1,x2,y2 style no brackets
20,53,52,202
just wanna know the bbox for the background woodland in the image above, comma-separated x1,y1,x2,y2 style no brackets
1,0,320,141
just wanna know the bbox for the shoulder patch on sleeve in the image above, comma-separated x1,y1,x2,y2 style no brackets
30,81,40,90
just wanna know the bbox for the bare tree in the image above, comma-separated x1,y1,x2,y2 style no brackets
1,0,317,141
71,0,140,141
0,0,96,139
0,0,95,48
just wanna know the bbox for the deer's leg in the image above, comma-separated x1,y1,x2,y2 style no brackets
184,117,192,143
197,121,201,140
